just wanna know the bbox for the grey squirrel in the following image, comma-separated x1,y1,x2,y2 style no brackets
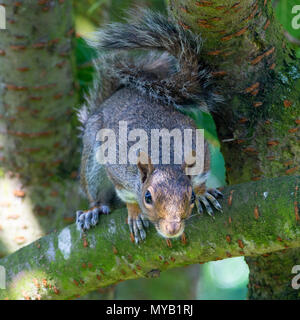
76,10,223,243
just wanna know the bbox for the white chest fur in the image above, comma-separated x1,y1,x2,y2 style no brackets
116,188,138,203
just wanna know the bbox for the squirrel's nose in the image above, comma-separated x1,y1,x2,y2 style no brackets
166,222,181,236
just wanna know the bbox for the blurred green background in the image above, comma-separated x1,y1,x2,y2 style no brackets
74,0,300,300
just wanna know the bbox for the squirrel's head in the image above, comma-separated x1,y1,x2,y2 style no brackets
137,152,197,239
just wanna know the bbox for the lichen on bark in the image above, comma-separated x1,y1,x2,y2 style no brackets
0,176,299,300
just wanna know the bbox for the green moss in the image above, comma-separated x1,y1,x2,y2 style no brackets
0,176,298,300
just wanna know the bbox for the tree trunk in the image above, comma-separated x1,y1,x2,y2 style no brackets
167,0,300,299
0,0,80,256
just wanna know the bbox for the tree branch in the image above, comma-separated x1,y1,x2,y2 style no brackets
0,176,299,300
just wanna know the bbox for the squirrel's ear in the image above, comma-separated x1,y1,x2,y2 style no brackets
182,150,196,177
182,150,209,185
137,151,154,183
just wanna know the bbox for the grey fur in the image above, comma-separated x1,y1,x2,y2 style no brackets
78,9,222,127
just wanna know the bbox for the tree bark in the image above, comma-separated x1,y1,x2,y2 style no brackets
0,0,80,255
0,175,299,300
167,0,300,299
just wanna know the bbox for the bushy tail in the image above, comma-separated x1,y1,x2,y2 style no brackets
79,9,221,127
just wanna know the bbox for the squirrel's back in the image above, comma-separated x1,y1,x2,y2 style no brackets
83,87,208,193
98,88,196,132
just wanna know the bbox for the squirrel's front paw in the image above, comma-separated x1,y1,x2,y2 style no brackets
196,188,223,217
128,213,149,244
76,205,110,232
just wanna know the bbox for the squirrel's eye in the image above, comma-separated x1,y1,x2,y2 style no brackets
190,191,196,204
144,190,152,205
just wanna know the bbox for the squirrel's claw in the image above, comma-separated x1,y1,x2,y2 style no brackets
198,195,215,217
140,213,150,228
208,188,223,199
205,192,223,212
128,213,149,244
195,198,203,215
76,210,84,230
100,205,110,215
196,189,223,217
76,205,110,233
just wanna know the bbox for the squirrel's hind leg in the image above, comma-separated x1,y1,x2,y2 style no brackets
126,203,149,244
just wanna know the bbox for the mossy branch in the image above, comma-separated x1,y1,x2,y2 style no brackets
0,175,299,300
